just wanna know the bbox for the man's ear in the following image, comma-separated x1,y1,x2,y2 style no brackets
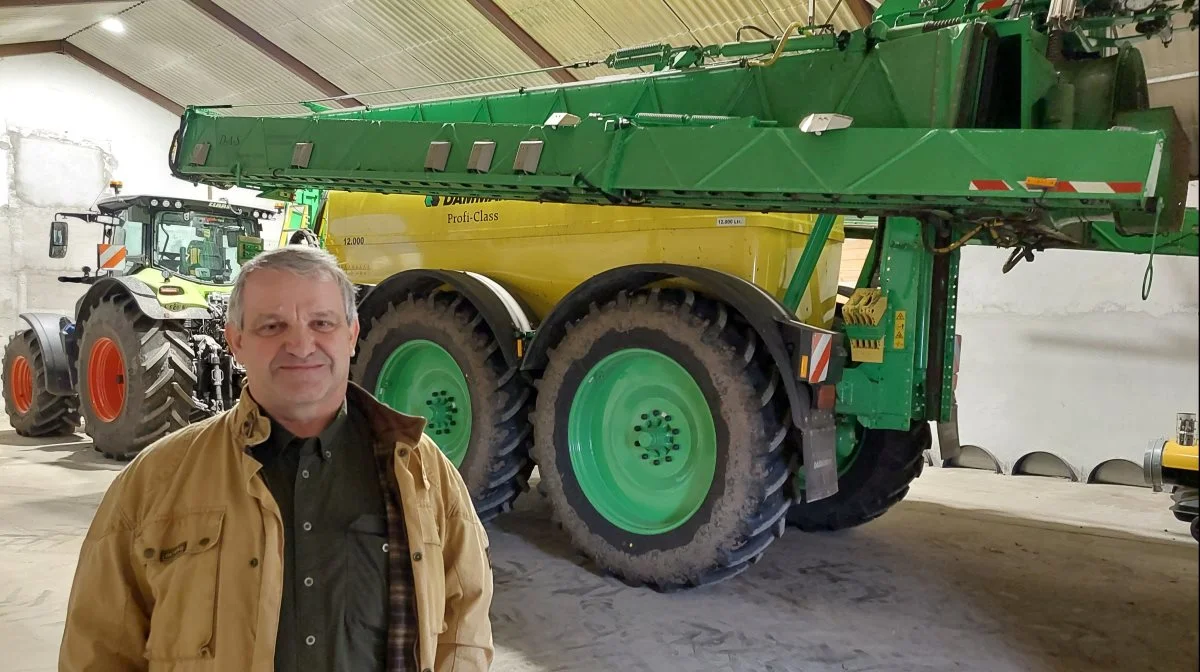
224,321,242,361
349,317,360,352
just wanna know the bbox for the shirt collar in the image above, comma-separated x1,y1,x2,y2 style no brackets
233,382,427,452
259,398,349,461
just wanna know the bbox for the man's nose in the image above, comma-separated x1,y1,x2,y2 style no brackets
283,326,317,357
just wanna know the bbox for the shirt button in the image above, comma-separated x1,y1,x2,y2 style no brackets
302,521,312,532
301,469,310,479
249,558,259,568
413,551,423,562
398,448,409,458
382,543,389,553
304,577,314,587
324,450,332,459
143,548,155,559
305,635,316,646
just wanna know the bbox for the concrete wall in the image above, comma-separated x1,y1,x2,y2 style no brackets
0,52,281,337
836,198,1198,485
947,197,1199,482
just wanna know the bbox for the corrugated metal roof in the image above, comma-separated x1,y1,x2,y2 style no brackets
493,0,862,81
0,2,136,45
69,0,323,115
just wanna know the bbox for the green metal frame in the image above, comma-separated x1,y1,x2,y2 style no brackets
165,0,1198,442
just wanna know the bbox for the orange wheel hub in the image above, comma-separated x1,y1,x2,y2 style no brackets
9,356,33,415
88,337,126,422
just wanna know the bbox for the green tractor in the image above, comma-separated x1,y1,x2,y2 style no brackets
1,187,272,458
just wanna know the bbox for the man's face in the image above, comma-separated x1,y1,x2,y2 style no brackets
225,268,359,420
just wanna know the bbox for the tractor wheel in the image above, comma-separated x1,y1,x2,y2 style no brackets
786,421,931,531
78,295,197,460
352,290,534,523
531,288,791,590
1190,517,1199,543
2,330,80,437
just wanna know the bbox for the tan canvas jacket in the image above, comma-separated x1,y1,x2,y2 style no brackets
58,383,494,672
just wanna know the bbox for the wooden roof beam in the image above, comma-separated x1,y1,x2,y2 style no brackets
0,40,183,115
182,0,366,108
464,0,577,84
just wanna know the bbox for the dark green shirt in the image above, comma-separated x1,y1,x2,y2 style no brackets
251,399,390,672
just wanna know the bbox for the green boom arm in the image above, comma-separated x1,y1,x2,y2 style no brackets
168,0,1196,255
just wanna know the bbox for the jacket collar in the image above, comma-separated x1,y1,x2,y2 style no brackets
232,381,427,451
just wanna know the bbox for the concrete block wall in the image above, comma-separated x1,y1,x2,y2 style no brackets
0,52,281,338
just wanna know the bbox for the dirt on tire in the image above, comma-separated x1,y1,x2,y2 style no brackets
2,330,80,437
786,421,931,531
531,288,792,590
78,295,197,459
352,290,534,523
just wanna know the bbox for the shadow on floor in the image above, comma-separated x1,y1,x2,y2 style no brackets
0,430,124,472
484,493,1199,672
0,430,89,449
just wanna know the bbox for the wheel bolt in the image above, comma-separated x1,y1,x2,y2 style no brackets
426,400,432,405
653,459,661,465
634,440,641,447
653,410,660,416
641,454,649,460
665,456,673,462
672,428,680,435
634,425,642,431
665,415,672,421
641,413,648,420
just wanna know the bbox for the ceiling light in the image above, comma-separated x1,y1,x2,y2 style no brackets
101,17,125,34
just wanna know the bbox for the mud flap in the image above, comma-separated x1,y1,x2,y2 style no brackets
936,400,962,463
800,409,838,502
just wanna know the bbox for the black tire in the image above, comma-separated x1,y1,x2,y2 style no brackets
786,421,931,531
1190,517,1199,543
352,290,534,523
78,295,197,460
2,330,80,437
532,288,792,591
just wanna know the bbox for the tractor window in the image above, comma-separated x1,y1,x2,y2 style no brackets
153,210,260,285
122,222,145,260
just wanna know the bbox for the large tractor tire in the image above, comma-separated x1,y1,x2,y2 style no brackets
352,290,534,523
532,288,791,591
78,296,197,460
2,330,80,437
786,421,931,531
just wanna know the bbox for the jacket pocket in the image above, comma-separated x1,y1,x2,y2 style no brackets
134,510,225,662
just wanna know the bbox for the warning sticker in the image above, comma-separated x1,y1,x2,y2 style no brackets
893,310,906,350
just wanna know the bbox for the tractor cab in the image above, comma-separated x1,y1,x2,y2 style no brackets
50,186,272,287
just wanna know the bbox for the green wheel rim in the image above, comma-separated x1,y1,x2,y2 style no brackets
567,348,717,535
375,340,472,467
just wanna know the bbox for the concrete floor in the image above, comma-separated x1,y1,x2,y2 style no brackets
1,422,1197,672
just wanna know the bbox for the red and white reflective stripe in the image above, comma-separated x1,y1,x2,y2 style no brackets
969,179,1013,192
968,180,1144,195
1019,180,1144,194
979,0,1014,11
810,333,832,384
98,244,127,269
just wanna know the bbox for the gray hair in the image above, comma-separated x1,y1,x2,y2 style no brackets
227,245,358,329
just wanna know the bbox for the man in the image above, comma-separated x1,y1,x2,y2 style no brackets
59,246,493,672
